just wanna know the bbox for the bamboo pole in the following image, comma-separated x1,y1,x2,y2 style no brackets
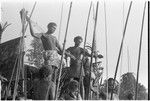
5,56,18,100
12,2,37,99
104,1,109,99
13,8,27,100
78,2,92,100
54,2,72,100
110,1,132,100
24,2,37,32
88,2,99,100
135,2,146,100
148,1,150,100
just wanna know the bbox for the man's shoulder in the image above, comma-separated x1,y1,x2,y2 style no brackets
48,35,58,40
67,46,74,50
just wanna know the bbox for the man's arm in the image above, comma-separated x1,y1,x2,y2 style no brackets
56,40,76,60
82,48,91,57
26,16,41,39
82,48,103,59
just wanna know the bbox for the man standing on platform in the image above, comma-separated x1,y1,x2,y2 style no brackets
66,36,103,99
26,16,75,83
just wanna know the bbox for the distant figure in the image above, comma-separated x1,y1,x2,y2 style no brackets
59,79,82,100
32,65,55,100
26,16,75,83
127,93,134,100
107,78,119,100
99,92,107,100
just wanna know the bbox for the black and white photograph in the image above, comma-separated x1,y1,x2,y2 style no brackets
0,0,148,100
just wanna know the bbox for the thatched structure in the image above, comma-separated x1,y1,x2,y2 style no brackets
0,37,21,81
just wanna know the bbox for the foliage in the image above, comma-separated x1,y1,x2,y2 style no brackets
136,83,148,100
119,72,136,99
26,38,44,67
119,72,148,100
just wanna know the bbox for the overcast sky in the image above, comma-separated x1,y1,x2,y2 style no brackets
0,0,148,89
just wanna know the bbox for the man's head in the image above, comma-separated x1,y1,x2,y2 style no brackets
74,36,83,47
108,78,115,91
47,22,57,34
39,65,52,79
68,80,79,92
127,93,134,100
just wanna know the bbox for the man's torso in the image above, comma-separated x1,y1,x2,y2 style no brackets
41,34,58,51
67,47,84,78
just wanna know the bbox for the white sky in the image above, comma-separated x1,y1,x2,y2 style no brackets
0,0,148,89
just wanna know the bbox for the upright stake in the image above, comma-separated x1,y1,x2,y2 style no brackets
12,2,37,99
110,1,132,100
88,2,99,100
135,2,146,100
55,2,72,100
13,8,27,100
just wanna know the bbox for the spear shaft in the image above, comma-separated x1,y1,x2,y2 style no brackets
88,2,99,100
12,2,37,99
148,1,150,100
78,2,92,100
24,2,37,32
110,1,132,100
54,2,72,100
135,2,146,100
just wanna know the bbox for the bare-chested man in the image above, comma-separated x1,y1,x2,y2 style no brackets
26,16,75,83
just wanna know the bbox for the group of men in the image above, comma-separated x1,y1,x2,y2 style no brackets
26,15,103,100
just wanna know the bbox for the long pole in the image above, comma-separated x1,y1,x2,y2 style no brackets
55,2,72,100
135,2,146,100
118,1,125,97
104,1,109,99
24,2,37,32
148,1,150,100
88,2,99,100
13,8,27,100
78,2,92,100
12,2,37,99
5,56,18,100
110,1,132,100
23,2,36,98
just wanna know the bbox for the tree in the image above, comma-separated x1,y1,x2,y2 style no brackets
119,72,136,100
119,72,148,100
136,83,148,100
26,38,44,67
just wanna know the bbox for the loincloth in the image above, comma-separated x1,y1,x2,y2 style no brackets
43,50,61,68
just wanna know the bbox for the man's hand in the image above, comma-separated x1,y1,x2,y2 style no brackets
98,54,103,58
26,15,30,22
94,53,103,59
